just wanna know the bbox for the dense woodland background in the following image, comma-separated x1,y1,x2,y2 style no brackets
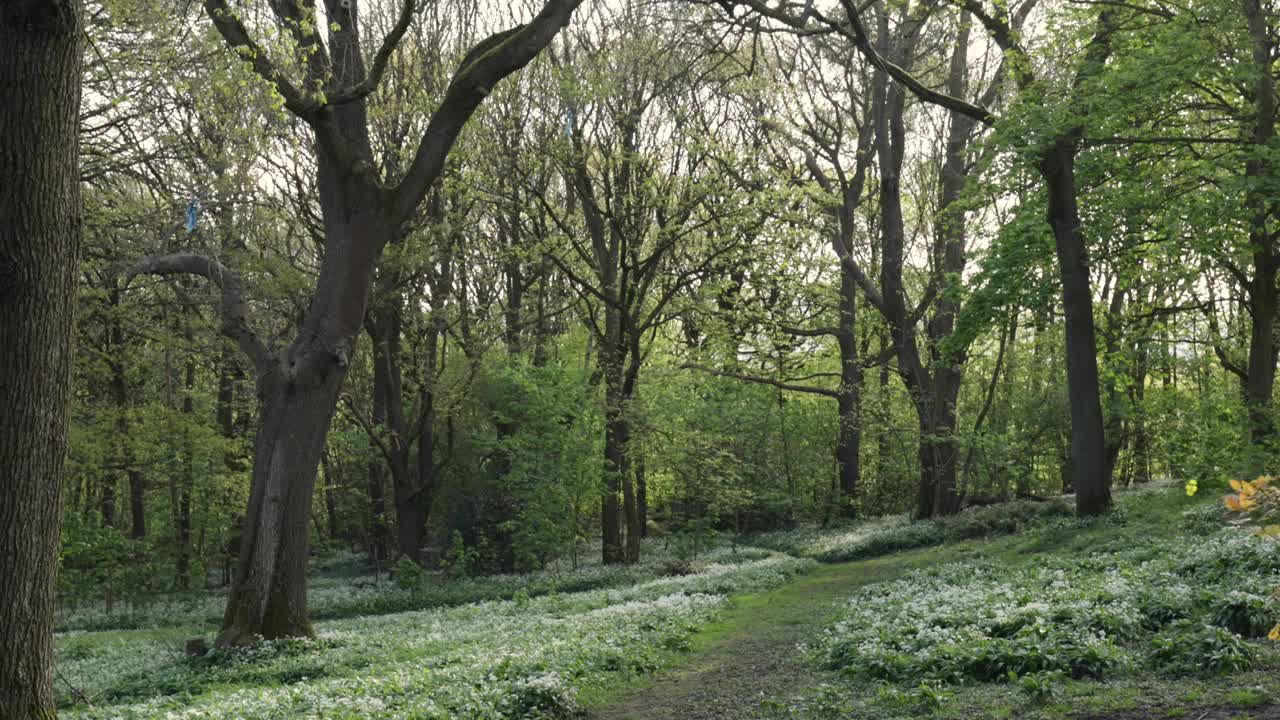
5,0,1280,716
61,0,1275,603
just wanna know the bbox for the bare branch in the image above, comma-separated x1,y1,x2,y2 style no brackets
129,251,274,376
393,0,584,220
328,0,416,105
681,362,840,397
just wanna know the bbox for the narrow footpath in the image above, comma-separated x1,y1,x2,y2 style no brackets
589,553,924,720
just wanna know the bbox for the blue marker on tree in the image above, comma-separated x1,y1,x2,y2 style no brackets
185,197,200,234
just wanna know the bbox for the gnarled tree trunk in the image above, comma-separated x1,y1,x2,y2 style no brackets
135,0,580,643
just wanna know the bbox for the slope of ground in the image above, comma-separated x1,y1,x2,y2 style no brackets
586,548,967,720
589,485,1280,720
52,484,1279,720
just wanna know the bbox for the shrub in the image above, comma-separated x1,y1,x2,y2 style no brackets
390,556,425,591
1208,590,1277,638
1150,621,1256,674
496,674,582,719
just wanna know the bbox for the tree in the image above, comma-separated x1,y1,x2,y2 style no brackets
543,5,755,560
133,0,582,646
0,0,84,714
716,0,1116,516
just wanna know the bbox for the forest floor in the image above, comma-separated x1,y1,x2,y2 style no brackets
53,484,1280,720
586,549,944,720
590,490,1280,720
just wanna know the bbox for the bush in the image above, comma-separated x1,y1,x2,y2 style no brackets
496,674,582,719
815,525,1277,688
1150,621,1256,675
1208,590,1277,638
390,555,425,591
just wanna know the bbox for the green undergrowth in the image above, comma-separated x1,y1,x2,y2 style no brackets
56,548,814,719
755,485,1280,720
744,496,1077,563
57,541,776,634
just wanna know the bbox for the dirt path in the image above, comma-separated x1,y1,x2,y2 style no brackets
588,552,925,720
587,539,1280,720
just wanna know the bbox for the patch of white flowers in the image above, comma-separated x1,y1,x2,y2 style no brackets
57,551,814,719
815,526,1280,684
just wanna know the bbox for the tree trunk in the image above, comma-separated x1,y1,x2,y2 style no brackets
925,376,963,516
412,317,443,562
103,288,123,529
1243,0,1278,460
321,448,340,541
600,323,626,564
366,329,391,564
635,450,648,537
1129,352,1151,485
101,469,117,527
834,267,862,516
118,303,146,539
218,197,387,645
176,336,196,590
0,0,82,713
1039,141,1111,516
1101,286,1127,484
218,371,343,645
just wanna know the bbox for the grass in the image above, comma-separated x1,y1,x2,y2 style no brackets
743,496,1076,563
736,484,1280,720
54,482,1280,720
55,546,815,718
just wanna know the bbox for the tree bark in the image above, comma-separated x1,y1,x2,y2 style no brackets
834,265,862,517
130,0,574,643
600,320,626,564
1040,140,1110,515
1242,0,1278,460
218,369,343,645
0,0,82,714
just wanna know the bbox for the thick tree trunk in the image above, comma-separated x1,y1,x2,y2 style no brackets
0,1,82,713
1245,260,1277,448
920,378,963,517
1040,141,1111,516
218,199,386,646
601,378,626,564
598,296,628,563
218,370,344,645
1243,0,1278,459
